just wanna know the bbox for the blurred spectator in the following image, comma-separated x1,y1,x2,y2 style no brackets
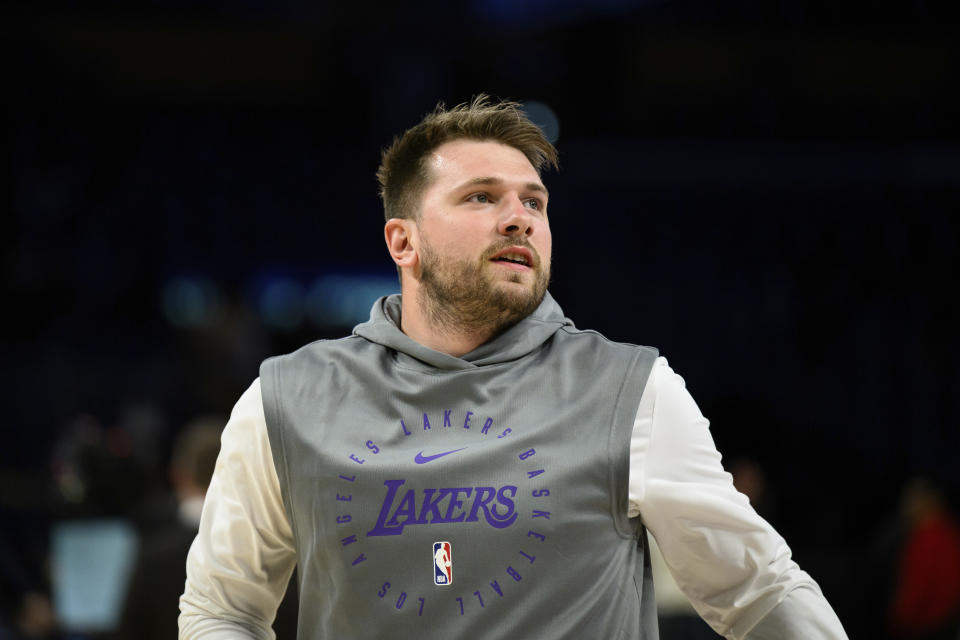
114,417,222,640
0,590,58,640
1,526,59,640
50,410,161,520
10,592,57,640
115,417,297,639
728,457,776,523
887,476,960,640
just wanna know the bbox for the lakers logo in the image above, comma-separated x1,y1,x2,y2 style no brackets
335,407,553,619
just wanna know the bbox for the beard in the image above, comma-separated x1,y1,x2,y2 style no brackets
417,237,550,341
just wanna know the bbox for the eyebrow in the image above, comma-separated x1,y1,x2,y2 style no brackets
456,176,549,199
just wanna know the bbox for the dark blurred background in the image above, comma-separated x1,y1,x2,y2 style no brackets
3,0,959,638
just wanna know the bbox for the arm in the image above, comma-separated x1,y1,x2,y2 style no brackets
628,358,847,639
179,379,296,639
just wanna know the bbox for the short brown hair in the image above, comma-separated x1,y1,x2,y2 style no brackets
376,94,559,222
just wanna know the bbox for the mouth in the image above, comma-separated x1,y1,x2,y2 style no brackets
489,247,534,270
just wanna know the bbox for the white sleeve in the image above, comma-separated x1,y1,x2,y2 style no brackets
628,357,847,639
179,379,297,640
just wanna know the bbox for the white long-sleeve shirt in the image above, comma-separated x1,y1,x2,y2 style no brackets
179,357,847,639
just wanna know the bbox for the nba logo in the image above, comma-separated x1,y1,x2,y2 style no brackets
433,541,452,586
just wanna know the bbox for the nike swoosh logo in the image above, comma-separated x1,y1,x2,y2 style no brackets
414,447,468,464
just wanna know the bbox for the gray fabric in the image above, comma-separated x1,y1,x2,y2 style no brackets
261,292,659,639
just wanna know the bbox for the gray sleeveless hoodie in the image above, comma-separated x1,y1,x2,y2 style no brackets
260,292,659,639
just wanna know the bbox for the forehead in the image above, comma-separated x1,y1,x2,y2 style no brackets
426,139,541,189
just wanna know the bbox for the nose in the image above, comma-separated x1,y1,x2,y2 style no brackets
497,195,534,237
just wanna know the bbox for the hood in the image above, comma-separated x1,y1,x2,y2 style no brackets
353,292,574,371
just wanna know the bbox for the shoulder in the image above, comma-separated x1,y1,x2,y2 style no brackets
263,334,368,364
549,326,661,393
556,324,660,360
260,334,373,375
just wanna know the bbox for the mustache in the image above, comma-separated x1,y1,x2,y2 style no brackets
481,240,541,268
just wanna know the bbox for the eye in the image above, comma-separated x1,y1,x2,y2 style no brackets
524,197,547,213
467,193,491,204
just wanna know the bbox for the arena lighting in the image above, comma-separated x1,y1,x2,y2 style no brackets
522,101,560,144
306,273,400,328
161,277,222,328
259,277,306,331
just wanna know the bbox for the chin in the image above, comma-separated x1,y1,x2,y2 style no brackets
493,280,535,299
498,282,546,311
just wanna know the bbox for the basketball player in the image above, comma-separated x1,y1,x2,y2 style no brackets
179,96,847,638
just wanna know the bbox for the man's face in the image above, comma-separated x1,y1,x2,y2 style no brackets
414,139,552,334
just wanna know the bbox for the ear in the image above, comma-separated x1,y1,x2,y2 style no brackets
384,218,419,272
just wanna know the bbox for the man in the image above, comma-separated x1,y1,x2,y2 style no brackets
888,477,960,639
121,419,299,640
120,419,223,640
179,96,847,638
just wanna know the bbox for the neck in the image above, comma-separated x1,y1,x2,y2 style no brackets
399,289,496,357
